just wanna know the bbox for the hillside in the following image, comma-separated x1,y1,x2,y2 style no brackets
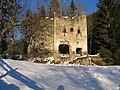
0,59,120,90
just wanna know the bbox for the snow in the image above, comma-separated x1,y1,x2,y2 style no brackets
45,17,49,19
51,18,53,20
72,16,75,19
64,16,68,19
88,53,100,57
0,58,120,90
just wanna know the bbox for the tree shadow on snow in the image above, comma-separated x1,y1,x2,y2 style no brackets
0,79,20,90
0,58,44,90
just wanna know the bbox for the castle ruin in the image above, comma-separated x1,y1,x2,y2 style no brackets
28,12,88,60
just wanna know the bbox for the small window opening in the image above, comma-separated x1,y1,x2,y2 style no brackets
63,27,66,33
70,28,74,32
78,29,81,34
76,48,82,56
63,26,67,36
41,42,44,45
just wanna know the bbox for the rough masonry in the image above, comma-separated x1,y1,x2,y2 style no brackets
28,12,88,60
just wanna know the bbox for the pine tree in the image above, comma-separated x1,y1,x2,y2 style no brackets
94,0,119,64
0,0,22,54
40,5,46,18
49,0,60,17
69,0,77,18
112,0,120,64
87,13,98,55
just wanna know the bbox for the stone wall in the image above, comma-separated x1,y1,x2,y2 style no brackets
28,12,88,60
53,12,88,59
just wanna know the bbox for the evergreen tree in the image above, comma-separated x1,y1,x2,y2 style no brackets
40,5,46,18
22,9,33,56
112,0,120,64
0,0,22,54
94,0,120,64
87,13,98,55
49,0,60,17
69,0,77,18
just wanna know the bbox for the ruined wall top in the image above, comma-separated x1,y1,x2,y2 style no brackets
53,12,86,21
44,12,86,22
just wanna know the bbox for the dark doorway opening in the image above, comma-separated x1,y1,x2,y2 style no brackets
76,48,82,55
59,44,69,54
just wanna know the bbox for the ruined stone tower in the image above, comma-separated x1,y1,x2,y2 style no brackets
53,12,87,59
28,12,88,59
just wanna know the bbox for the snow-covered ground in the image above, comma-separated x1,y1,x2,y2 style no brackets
0,59,120,90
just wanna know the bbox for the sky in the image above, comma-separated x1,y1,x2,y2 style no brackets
29,0,99,15
78,0,99,15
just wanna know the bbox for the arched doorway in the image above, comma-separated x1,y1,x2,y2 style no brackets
59,44,69,54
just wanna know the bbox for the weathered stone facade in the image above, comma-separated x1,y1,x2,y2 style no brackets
28,12,88,59
53,12,87,59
